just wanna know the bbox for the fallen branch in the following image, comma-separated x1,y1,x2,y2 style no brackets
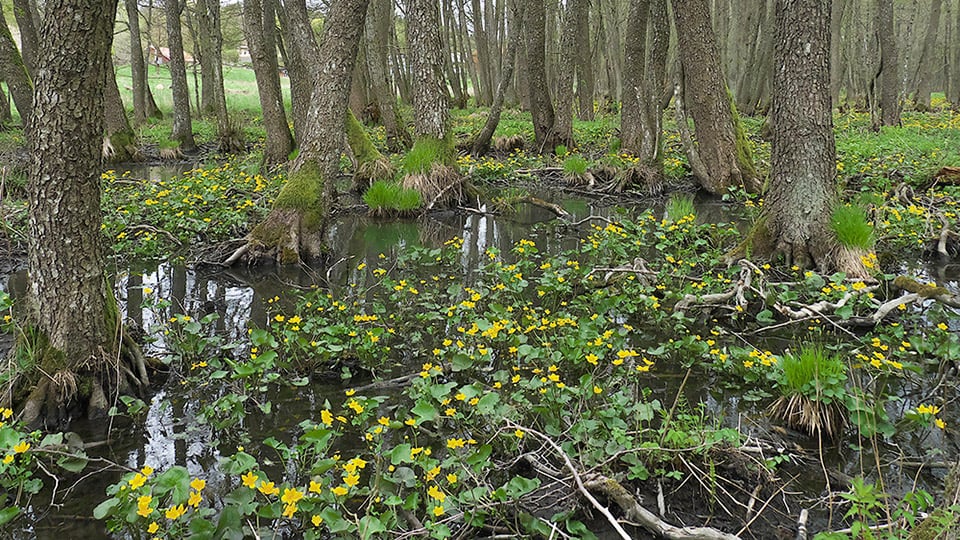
518,196,571,220
582,473,742,540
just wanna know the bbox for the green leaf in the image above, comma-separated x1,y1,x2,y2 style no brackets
505,476,541,498
92,498,118,520
154,466,191,502
358,515,387,540
411,400,437,423
755,309,775,324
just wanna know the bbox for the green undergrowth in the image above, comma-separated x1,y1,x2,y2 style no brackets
80,208,960,537
363,180,421,216
101,155,282,260
831,204,874,249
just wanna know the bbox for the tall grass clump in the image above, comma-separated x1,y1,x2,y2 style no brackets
665,192,696,222
402,138,454,175
831,204,874,249
363,180,421,217
768,345,848,438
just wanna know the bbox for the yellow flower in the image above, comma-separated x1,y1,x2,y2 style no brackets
427,485,446,502
280,488,303,504
446,473,457,484
593,385,602,394
242,471,258,489
188,490,202,508
137,495,154,517
332,485,348,496
938,322,948,331
433,505,445,517
147,522,159,534
936,418,946,429
918,404,941,416
311,514,323,527
447,438,466,449
320,409,334,426
258,481,279,496
2,455,13,464
344,474,360,487
309,480,322,494
12,441,29,454
165,504,186,520
190,478,206,492
129,473,146,489
141,465,154,476
282,503,297,518
514,429,524,439
347,400,365,414
0,408,12,419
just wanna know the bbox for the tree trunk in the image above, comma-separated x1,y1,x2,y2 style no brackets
524,0,558,153
366,0,410,150
245,0,369,264
11,0,40,75
25,0,147,426
471,0,494,105
471,1,524,156
912,0,942,110
276,0,313,146
829,0,845,107
755,0,866,277
622,0,651,154
198,0,238,150
126,0,156,123
243,0,293,165
409,0,449,140
878,0,901,125
165,0,197,151
672,0,760,194
553,0,578,149
103,60,137,162
0,81,10,123
0,7,32,129
575,0,595,121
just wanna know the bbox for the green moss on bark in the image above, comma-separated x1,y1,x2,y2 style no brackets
275,160,323,212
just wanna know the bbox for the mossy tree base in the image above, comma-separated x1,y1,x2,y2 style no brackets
9,323,149,430
346,110,395,193
240,161,328,265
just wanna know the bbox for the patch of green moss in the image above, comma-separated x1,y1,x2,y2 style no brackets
729,91,758,181
274,161,322,211
345,109,383,165
893,276,948,298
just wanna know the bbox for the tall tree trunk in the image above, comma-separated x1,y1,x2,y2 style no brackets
954,0,960,109
366,0,411,150
553,0,578,149
912,0,943,110
165,0,197,151
126,0,158,123
243,0,294,165
195,0,215,115
575,0,595,121
622,0,651,155
471,0,494,105
672,0,760,194
24,0,147,426
198,0,237,150
0,81,10,123
103,60,137,162
878,0,901,125
471,0,524,156
829,0,845,107
11,0,40,75
755,0,866,277
0,7,32,129
244,0,369,264
524,0,558,153
409,0,449,140
276,0,313,146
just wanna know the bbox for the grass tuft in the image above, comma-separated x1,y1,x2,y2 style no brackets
562,154,588,176
665,193,696,222
831,204,874,249
363,180,421,217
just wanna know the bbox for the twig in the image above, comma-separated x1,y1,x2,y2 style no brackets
507,422,633,540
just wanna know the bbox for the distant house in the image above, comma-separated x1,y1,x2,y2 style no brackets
147,45,195,66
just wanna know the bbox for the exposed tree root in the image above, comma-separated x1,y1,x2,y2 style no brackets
246,207,325,265
768,394,847,439
409,163,464,211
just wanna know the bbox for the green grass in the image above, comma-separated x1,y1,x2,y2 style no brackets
402,138,454,174
831,204,874,249
778,345,847,400
562,154,588,176
665,193,696,222
363,180,421,214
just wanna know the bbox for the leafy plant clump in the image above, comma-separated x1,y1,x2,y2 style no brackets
665,192,696,222
831,203,874,249
768,345,848,438
402,137,455,175
363,180,421,217
561,154,588,176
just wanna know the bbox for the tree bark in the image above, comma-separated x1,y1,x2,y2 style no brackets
103,60,137,162
878,0,901,125
575,0,595,121
0,6,32,129
829,0,845,107
912,0,942,110
26,0,144,425
276,0,313,146
126,0,157,123
198,0,238,150
759,0,847,273
471,0,494,105
672,0,760,194
409,0,449,140
165,0,197,151
524,0,558,153
243,0,294,165
11,0,40,75
246,0,369,264
365,0,410,150
553,0,578,149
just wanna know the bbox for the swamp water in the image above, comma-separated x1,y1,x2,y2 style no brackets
4,174,959,538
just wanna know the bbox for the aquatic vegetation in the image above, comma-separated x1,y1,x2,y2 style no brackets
664,192,696,222
768,345,848,437
831,203,874,249
362,180,421,216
